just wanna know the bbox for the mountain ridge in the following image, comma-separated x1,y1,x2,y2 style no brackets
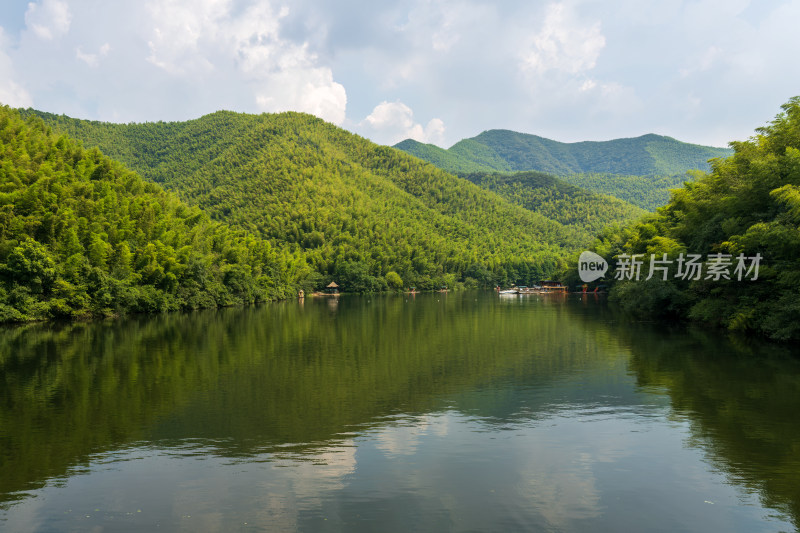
395,130,733,176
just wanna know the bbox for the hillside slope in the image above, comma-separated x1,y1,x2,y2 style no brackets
462,171,647,235
555,172,696,211
0,107,297,322
26,109,606,289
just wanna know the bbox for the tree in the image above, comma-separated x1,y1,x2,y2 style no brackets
4,238,56,295
385,271,403,291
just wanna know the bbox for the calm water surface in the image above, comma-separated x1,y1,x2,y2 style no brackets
1,292,799,532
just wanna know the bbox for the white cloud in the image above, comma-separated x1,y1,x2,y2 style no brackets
145,0,231,75
424,117,445,144
401,0,469,53
373,414,446,457
24,0,71,41
255,65,347,125
0,27,33,107
360,101,445,146
2,0,799,148
0,75,31,108
143,0,347,124
521,3,605,75
75,42,110,67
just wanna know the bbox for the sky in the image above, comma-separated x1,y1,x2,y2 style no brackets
0,0,798,149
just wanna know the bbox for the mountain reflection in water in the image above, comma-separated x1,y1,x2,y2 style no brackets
0,292,797,532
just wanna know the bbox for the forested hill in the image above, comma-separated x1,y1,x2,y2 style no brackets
0,106,301,322
23,108,625,291
395,131,733,176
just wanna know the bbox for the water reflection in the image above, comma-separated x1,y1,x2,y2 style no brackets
556,302,800,523
0,293,798,532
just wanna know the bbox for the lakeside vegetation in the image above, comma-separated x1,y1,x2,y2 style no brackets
0,106,300,321
567,97,800,342
5,96,799,345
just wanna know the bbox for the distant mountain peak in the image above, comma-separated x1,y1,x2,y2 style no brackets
395,129,732,176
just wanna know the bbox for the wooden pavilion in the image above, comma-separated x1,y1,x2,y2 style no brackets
325,282,340,294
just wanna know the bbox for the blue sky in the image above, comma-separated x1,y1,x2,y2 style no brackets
1,0,798,148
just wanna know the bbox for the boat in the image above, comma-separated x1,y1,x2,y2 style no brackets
517,286,543,294
497,282,567,295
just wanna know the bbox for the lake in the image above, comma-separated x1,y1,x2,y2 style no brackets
1,291,798,532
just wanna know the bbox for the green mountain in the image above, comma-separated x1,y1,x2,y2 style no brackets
395,131,733,176
0,106,298,322
568,96,800,342
22,109,617,291
462,171,647,236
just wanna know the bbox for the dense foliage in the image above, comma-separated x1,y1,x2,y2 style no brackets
568,97,800,342
395,130,732,176
556,172,697,211
26,109,596,290
0,106,299,322
462,171,646,236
